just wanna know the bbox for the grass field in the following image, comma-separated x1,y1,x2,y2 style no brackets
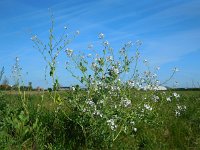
0,90,200,149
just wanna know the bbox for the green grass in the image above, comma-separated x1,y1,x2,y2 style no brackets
0,90,200,149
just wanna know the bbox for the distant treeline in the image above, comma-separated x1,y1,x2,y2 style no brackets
169,88,200,91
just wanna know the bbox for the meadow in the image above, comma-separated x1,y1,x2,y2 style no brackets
0,90,200,149
0,15,200,149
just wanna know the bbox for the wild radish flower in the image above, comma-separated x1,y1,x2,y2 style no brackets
120,97,132,107
133,127,137,132
92,62,97,69
173,92,180,98
16,57,19,61
82,108,87,112
71,86,75,91
130,121,135,126
107,56,113,61
152,95,159,102
166,97,172,102
127,80,135,87
93,110,103,117
65,48,73,56
103,40,109,46
107,119,117,130
175,110,181,117
86,99,95,107
175,105,186,117
144,104,153,111
98,33,104,39
112,66,119,74
99,99,104,104
143,59,148,63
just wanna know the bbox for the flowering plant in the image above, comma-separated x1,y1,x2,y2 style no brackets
31,15,186,148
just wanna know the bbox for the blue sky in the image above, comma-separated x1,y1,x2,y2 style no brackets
0,0,200,88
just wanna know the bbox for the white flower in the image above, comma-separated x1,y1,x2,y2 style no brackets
107,119,117,130
107,56,113,61
64,26,67,29
71,87,75,91
175,110,181,117
93,110,103,117
92,62,97,69
133,127,137,132
112,66,119,74
130,121,135,125
98,33,104,39
166,97,171,102
121,97,132,107
173,92,180,98
143,59,148,63
16,57,19,61
103,40,109,46
86,99,95,107
65,48,73,56
144,104,153,111
152,95,159,102
175,105,186,117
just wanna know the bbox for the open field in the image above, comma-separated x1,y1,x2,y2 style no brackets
0,90,200,149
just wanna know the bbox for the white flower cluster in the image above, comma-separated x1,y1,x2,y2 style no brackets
65,48,73,57
111,66,119,75
152,95,159,102
107,119,117,131
175,105,186,117
144,104,153,111
166,96,172,102
173,92,180,99
120,97,132,107
98,33,104,39
106,56,113,62
86,99,95,107
103,40,109,47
